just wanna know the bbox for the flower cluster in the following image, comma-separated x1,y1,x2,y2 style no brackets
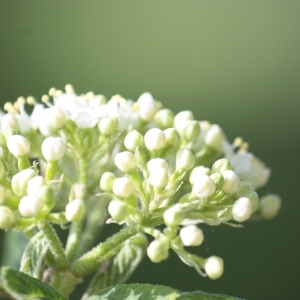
0,85,281,298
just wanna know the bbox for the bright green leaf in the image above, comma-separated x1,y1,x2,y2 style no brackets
87,283,180,300
0,267,67,300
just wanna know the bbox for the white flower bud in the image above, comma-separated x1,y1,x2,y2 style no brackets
173,111,194,131
154,109,174,129
7,135,30,157
259,194,281,220
37,186,56,206
124,130,144,152
65,199,86,222
147,240,169,263
0,189,4,205
27,176,46,196
189,166,211,184
108,199,129,222
137,92,160,122
12,169,37,197
47,106,67,128
232,197,253,222
192,175,216,199
210,172,224,190
180,225,204,246
144,128,166,151
205,256,224,280
98,116,118,135
163,128,180,146
179,120,201,140
114,151,136,173
212,158,232,173
222,170,240,194
205,125,224,151
147,158,168,174
112,177,135,198
18,195,43,217
100,172,116,192
242,190,259,211
163,206,185,227
176,148,195,171
149,168,169,189
236,181,251,197
0,206,15,230
1,113,20,131
41,137,66,161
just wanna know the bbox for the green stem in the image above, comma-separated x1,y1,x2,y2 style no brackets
72,225,139,276
65,155,88,262
38,221,68,270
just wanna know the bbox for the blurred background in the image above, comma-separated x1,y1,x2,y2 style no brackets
0,1,299,299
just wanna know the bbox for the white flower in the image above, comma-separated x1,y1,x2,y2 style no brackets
180,225,204,246
144,128,166,151
192,175,216,199
65,199,86,222
222,170,240,194
1,114,20,131
7,135,30,157
114,151,136,173
259,194,281,220
205,256,224,280
223,141,270,190
232,197,253,222
18,195,44,217
112,177,135,198
0,206,15,230
41,137,66,161
47,106,67,129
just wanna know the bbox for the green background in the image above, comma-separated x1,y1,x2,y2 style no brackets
1,1,299,299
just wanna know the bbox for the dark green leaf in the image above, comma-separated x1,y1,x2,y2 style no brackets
180,291,245,300
0,267,67,300
87,283,180,300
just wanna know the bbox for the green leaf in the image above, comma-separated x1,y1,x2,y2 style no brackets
84,234,147,297
179,291,245,300
20,232,49,280
87,283,180,300
0,267,67,300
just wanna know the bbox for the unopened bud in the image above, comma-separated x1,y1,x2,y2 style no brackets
149,168,169,189
18,195,43,217
211,158,232,173
205,256,224,280
27,176,46,196
173,111,194,131
124,130,144,152
189,166,211,185
222,170,240,194
65,199,86,222
7,135,30,157
47,106,67,129
1,114,20,131
232,197,253,222
147,240,169,263
12,169,37,197
192,175,216,199
108,199,129,222
180,225,204,246
163,206,185,227
259,194,281,220
41,137,66,161
205,125,224,151
37,186,56,207
179,120,201,140
114,151,136,173
147,158,168,174
176,148,195,171
154,109,174,129
137,93,160,122
112,177,135,198
210,172,224,191
100,172,116,192
0,206,15,230
98,116,118,135
144,128,166,151
163,128,180,146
